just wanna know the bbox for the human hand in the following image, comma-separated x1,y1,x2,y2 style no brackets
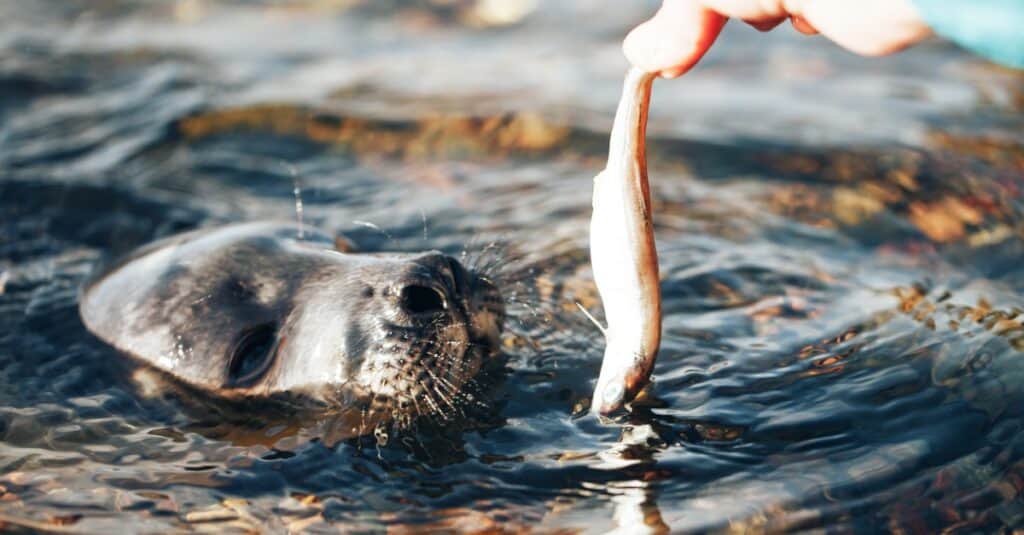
624,0,934,78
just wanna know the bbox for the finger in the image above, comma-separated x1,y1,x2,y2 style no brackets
789,15,818,35
746,16,785,32
800,0,931,56
623,0,728,78
700,0,794,20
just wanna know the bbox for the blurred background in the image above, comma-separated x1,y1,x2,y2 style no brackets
2,1,1024,533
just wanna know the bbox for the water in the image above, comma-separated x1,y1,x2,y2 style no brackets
2,1,1024,532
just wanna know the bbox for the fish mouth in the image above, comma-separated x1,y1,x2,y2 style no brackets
592,340,658,417
593,369,650,416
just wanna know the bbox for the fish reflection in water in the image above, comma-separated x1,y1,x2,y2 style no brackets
1,0,1024,532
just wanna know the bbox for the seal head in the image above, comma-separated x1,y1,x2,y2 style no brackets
79,222,504,420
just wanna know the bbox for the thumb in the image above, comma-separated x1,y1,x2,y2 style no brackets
623,0,727,78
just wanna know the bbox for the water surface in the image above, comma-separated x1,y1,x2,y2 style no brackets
2,1,1024,532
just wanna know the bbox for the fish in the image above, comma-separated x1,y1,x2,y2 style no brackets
589,67,662,416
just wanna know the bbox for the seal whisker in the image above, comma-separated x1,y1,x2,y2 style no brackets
433,385,463,418
408,391,427,419
429,366,463,397
428,367,464,401
461,237,522,286
423,349,473,398
424,367,465,416
477,246,515,279
418,386,443,416
437,358,487,410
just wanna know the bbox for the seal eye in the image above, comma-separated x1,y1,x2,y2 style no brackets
227,323,276,388
400,285,446,315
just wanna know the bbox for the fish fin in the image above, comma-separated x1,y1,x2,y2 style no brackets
575,302,607,335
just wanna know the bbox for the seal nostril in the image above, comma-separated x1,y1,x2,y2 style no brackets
400,285,445,315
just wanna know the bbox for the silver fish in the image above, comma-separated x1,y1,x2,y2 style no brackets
589,67,662,415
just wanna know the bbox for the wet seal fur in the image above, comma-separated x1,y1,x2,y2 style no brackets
79,222,505,428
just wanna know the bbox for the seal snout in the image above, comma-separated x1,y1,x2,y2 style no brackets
359,251,504,408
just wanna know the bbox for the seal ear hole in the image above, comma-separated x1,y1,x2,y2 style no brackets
400,285,445,315
227,323,277,388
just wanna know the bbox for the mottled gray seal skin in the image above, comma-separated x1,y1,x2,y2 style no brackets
79,222,504,419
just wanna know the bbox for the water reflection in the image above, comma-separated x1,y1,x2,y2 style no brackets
598,425,669,535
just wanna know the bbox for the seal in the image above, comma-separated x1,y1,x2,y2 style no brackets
78,222,505,423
